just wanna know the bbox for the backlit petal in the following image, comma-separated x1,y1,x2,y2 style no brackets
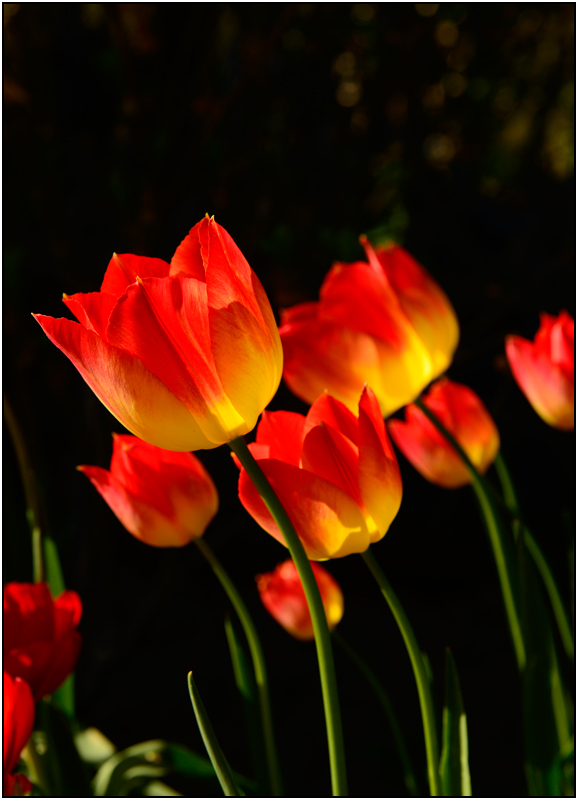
100,253,170,297
303,392,359,445
257,410,306,467
33,315,214,451
63,291,117,338
301,424,362,505
238,459,370,560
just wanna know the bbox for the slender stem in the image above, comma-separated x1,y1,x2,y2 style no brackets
4,395,45,583
194,537,282,796
494,453,574,662
414,397,526,672
332,630,420,797
361,547,441,797
229,436,348,797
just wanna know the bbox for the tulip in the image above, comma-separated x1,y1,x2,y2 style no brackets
79,434,218,547
257,559,344,641
235,385,402,559
4,673,34,797
4,583,82,702
280,238,459,417
387,379,500,489
505,311,574,431
34,216,283,451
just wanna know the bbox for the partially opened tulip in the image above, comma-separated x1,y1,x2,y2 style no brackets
505,311,574,431
4,583,82,702
257,559,344,641
34,216,283,451
79,434,218,547
4,672,34,797
235,385,402,559
388,379,500,488
280,239,459,416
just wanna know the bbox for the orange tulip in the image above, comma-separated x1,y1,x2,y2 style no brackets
388,379,500,489
34,216,283,451
236,385,402,559
79,434,218,547
4,583,82,702
280,239,458,416
257,559,344,641
505,311,574,431
3,672,34,797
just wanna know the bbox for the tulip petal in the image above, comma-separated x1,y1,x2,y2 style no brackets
506,335,574,430
301,424,362,506
33,314,214,451
79,465,198,547
238,459,370,560
105,275,247,443
63,291,117,338
4,673,35,775
100,253,171,297
53,591,83,639
169,217,209,281
303,392,359,445
363,241,459,377
358,386,402,539
4,583,54,648
257,411,306,467
32,631,82,700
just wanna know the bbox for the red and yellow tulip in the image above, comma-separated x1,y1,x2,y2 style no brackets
3,672,34,797
236,386,402,559
79,434,218,547
257,559,344,641
34,216,283,451
280,239,458,417
4,583,82,702
388,379,500,489
506,311,574,431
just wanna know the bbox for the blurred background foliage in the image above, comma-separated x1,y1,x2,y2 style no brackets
4,4,574,796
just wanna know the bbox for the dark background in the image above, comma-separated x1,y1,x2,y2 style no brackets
4,3,575,797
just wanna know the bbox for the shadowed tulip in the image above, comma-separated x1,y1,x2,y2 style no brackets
4,583,82,702
79,434,218,547
257,559,344,641
3,672,34,797
235,385,402,559
506,311,574,431
280,239,458,416
388,379,500,488
34,216,283,451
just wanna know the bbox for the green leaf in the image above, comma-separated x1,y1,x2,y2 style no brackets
74,726,116,766
439,649,472,797
187,671,245,797
224,614,269,795
92,739,223,797
518,535,569,795
43,535,66,597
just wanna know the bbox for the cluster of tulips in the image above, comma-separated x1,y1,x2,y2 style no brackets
5,215,574,796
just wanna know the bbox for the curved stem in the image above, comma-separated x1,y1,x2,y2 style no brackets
332,630,419,797
229,436,348,797
4,394,45,583
361,547,441,797
414,397,526,672
494,453,574,662
193,537,282,796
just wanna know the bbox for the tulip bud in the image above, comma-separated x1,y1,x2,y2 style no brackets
235,385,402,559
4,583,82,702
506,311,574,430
3,672,34,797
388,379,500,488
280,240,458,417
257,559,344,641
34,216,283,451
79,434,219,547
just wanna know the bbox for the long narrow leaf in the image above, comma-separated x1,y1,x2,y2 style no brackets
187,672,244,797
439,649,471,797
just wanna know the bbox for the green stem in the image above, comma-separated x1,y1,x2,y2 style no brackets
4,394,45,583
414,397,526,672
229,436,348,797
194,537,282,796
361,547,441,797
494,453,574,662
332,630,419,797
